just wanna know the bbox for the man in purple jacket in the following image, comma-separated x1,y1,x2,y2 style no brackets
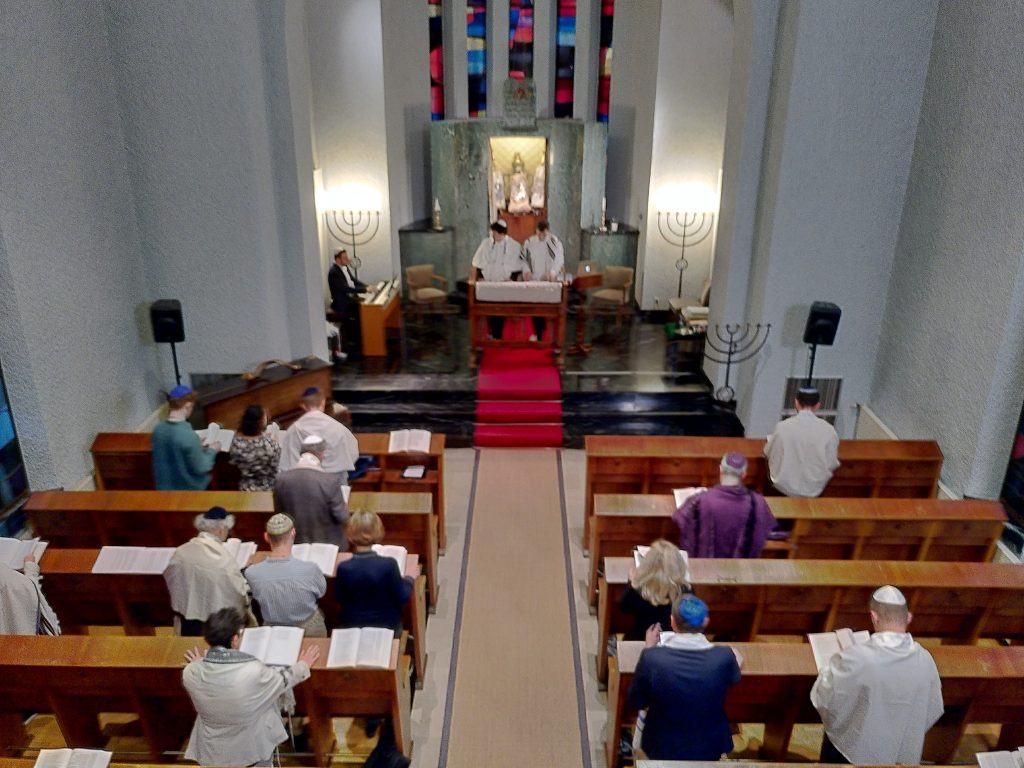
672,452,777,557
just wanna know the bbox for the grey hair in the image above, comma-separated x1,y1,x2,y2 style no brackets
193,513,235,533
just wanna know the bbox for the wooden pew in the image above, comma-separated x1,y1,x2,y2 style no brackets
90,433,447,550
633,763,960,768
607,641,1024,768
39,549,429,683
584,436,944,546
0,636,411,767
596,556,1024,683
587,494,1006,605
23,490,440,609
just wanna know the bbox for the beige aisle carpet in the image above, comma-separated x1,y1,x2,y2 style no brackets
441,448,585,768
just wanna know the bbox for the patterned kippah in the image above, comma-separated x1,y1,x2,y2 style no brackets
266,513,294,535
677,594,709,627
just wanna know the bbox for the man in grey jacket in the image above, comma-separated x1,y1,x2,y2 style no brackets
273,436,349,549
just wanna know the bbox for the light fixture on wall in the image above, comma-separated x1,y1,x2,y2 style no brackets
656,183,717,298
323,184,382,279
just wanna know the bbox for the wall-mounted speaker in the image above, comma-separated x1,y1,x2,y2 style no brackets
150,299,184,344
803,301,841,346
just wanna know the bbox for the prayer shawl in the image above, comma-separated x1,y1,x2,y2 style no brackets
278,409,358,474
0,561,60,635
811,631,943,764
164,533,250,623
471,235,523,282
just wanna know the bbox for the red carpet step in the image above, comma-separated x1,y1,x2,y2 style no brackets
475,347,564,447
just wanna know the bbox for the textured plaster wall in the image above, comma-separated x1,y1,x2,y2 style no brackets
103,0,301,377
871,0,1024,497
734,0,937,438
307,0,394,283
640,0,733,311
0,1,159,489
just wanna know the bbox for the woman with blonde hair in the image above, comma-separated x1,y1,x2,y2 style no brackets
620,539,691,640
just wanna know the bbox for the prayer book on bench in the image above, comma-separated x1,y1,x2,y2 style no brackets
371,544,408,574
388,429,432,454
239,625,305,666
291,542,339,575
0,536,47,570
92,546,175,574
34,749,112,768
808,628,870,671
223,538,258,568
326,627,394,668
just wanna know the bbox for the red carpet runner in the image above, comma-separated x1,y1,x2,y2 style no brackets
474,344,564,447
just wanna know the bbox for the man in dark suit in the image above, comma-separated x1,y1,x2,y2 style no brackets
327,249,367,359
272,436,349,549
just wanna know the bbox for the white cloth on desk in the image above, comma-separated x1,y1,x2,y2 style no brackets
165,532,250,623
764,410,840,497
811,631,943,764
279,409,358,474
523,233,564,281
474,280,563,304
471,235,523,282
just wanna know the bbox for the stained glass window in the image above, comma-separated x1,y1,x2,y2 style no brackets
0,361,28,527
467,1,488,117
509,0,534,81
597,0,615,123
554,0,576,118
428,0,445,121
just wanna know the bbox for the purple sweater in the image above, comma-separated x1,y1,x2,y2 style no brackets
672,484,777,557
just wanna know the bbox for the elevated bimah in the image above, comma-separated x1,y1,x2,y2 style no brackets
468,280,568,369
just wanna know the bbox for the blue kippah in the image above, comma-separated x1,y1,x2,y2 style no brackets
302,386,320,397
677,595,709,627
169,384,193,399
204,506,228,520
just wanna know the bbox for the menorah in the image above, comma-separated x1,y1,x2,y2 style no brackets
703,322,772,403
324,209,380,279
657,211,715,298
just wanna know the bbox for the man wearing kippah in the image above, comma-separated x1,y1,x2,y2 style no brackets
244,514,328,637
764,386,840,497
164,506,252,636
673,452,778,557
274,435,349,549
471,219,524,340
628,594,742,760
152,384,219,490
811,585,943,764
278,386,358,483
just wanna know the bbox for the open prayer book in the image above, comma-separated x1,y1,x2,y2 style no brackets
223,538,258,568
371,544,408,574
326,627,394,668
342,484,351,503
92,546,175,574
808,628,870,671
34,750,112,768
388,429,432,454
196,422,235,453
0,537,47,569
239,625,305,665
291,542,339,575
976,749,1024,768
402,465,426,479
634,545,689,578
673,487,706,508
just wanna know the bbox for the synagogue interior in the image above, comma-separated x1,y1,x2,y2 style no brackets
1,1,1024,768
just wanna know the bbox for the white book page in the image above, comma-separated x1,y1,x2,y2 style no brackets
977,752,1019,768
673,487,705,508
388,430,408,454
92,546,175,574
34,749,73,768
326,627,360,668
291,543,311,561
407,429,431,453
808,632,843,672
238,626,271,661
32,540,48,562
308,543,339,575
263,626,304,666
342,485,351,504
224,538,256,568
66,750,113,768
371,544,408,574
0,537,42,569
265,422,281,442
356,627,394,668
634,545,650,569
402,465,426,479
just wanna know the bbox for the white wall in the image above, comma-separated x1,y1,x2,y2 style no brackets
871,0,1024,497
731,0,937,439
0,0,159,489
640,0,733,310
307,0,394,282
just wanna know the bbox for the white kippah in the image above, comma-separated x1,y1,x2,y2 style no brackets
872,585,906,606
302,435,325,447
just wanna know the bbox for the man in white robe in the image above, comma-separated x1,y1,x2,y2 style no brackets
182,607,319,766
764,386,840,496
521,220,565,340
165,506,251,636
471,219,523,340
278,386,359,482
0,554,60,635
811,585,943,764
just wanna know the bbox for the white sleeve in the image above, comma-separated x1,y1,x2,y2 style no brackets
471,239,487,269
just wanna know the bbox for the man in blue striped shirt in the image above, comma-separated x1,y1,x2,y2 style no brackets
244,514,327,636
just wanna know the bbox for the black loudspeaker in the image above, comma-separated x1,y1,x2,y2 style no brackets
150,299,185,343
803,301,841,346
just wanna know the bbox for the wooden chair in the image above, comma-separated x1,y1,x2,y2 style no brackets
404,264,448,322
589,266,634,330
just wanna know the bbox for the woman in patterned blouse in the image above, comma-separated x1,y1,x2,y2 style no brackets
228,404,281,491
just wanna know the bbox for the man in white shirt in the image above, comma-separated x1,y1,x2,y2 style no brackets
471,219,523,339
278,386,359,482
521,220,565,340
164,506,252,636
764,387,840,496
0,554,60,635
811,585,943,764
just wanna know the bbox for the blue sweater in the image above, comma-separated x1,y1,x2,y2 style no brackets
152,420,216,490
334,551,413,633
